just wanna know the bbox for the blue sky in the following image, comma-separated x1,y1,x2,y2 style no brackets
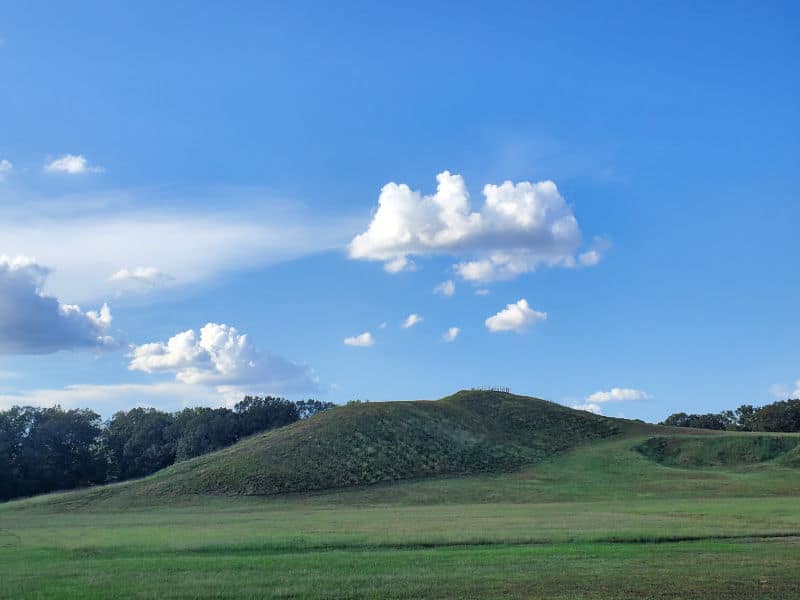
0,1,797,421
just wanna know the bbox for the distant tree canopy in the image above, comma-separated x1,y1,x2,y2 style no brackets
746,400,800,433
0,396,335,502
172,407,241,463
661,399,800,432
661,411,734,431
234,396,300,437
0,406,106,501
105,407,176,480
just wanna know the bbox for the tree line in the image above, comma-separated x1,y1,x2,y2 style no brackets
661,398,800,432
0,396,335,501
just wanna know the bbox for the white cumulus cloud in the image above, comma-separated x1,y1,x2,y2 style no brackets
433,279,455,296
129,323,317,394
344,332,374,347
349,171,603,282
0,256,118,354
442,327,459,342
402,313,423,328
485,299,546,333
44,154,104,174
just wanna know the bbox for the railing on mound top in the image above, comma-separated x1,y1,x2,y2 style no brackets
471,386,511,393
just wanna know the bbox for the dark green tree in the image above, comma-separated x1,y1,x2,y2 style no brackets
104,408,176,480
734,405,756,431
171,407,240,462
0,406,105,500
234,396,300,437
0,407,28,499
751,399,800,432
661,411,732,430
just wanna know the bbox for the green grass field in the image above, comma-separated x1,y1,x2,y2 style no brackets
2,392,799,598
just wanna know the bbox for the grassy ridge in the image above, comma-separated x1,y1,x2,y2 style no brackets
8,390,798,509
9,432,800,511
102,390,630,498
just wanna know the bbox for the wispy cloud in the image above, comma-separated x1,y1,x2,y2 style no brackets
769,381,800,399
587,388,651,403
344,332,374,347
442,327,459,342
44,154,104,174
0,382,224,414
402,313,423,328
433,279,455,297
110,267,174,288
578,237,611,267
573,387,651,414
0,159,12,181
0,188,357,302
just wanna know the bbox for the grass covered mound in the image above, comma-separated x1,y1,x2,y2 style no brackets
636,435,800,467
120,390,632,497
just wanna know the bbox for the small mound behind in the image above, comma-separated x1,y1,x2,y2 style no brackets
636,435,800,467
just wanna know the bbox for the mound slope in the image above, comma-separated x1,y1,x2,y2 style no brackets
124,390,645,497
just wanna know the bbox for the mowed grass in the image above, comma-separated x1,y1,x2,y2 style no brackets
2,435,800,599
